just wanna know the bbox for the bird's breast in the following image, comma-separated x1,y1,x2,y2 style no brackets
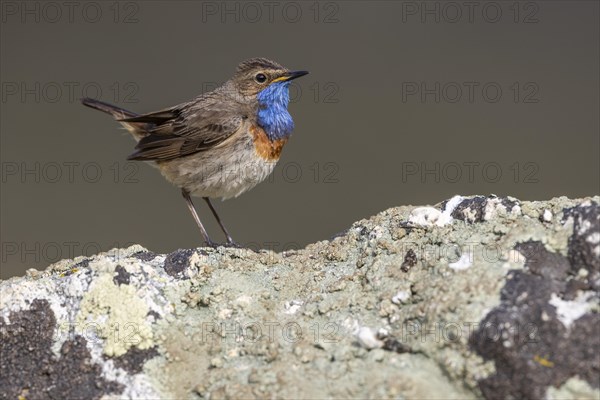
249,123,288,161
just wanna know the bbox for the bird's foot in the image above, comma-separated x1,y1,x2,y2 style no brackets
201,239,241,249
223,239,242,248
202,239,219,249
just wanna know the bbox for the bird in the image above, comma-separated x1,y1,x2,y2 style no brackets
81,58,308,247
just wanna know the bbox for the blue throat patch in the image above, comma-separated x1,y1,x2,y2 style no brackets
256,81,294,141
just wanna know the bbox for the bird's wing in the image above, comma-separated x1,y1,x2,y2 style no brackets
122,95,244,161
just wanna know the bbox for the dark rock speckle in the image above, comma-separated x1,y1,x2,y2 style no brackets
113,265,131,286
110,346,159,374
0,299,123,400
470,241,599,399
163,248,196,278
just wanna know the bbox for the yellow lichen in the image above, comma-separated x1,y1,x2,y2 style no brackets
76,272,153,356
533,355,554,368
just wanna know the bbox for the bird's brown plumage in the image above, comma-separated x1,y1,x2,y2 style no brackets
83,57,293,162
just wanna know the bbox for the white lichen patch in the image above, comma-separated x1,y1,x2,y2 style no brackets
578,219,592,235
356,327,383,349
76,273,154,357
408,207,443,226
483,197,503,220
586,232,600,257
284,300,304,315
549,291,598,329
449,251,472,271
367,225,386,240
392,290,411,304
546,376,600,400
88,339,162,399
233,295,253,310
218,308,233,319
441,195,464,223
409,195,463,227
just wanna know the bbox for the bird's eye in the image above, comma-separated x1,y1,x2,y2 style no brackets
255,73,267,83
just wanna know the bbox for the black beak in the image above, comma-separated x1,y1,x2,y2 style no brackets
285,70,309,81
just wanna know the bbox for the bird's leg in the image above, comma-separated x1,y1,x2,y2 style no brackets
203,197,239,247
181,189,215,247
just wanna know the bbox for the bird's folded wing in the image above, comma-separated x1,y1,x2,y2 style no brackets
122,101,243,161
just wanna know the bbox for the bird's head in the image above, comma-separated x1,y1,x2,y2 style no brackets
232,58,308,98
231,58,308,141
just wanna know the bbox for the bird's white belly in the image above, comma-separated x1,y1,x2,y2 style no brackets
188,154,276,199
157,135,278,200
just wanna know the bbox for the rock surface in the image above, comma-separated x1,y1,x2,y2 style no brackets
1,195,599,400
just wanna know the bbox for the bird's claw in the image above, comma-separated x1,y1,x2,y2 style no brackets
224,239,242,248
201,239,241,249
203,239,219,249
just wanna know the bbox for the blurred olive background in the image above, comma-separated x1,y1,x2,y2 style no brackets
1,1,598,278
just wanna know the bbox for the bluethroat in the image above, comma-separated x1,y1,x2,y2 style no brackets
82,58,308,247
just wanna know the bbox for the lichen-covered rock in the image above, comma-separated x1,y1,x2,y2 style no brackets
1,195,598,400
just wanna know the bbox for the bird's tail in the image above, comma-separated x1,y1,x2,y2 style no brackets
81,97,137,118
81,97,147,141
